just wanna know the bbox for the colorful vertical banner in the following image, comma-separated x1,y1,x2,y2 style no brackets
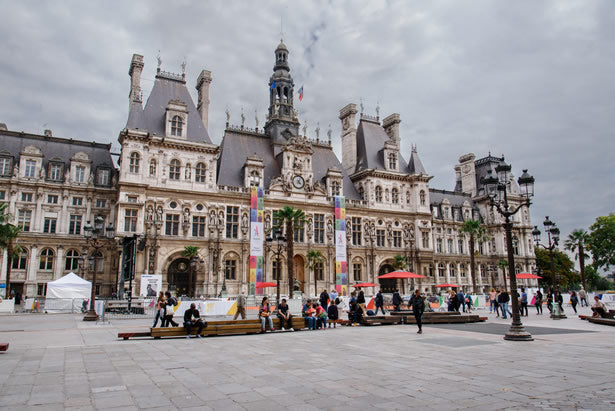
249,186,264,295
334,196,348,296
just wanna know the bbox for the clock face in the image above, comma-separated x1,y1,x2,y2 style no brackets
292,175,305,189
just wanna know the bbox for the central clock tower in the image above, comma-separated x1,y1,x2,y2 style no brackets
280,136,314,191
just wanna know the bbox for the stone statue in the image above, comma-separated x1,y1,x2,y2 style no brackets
327,125,332,142
241,108,245,128
183,208,190,224
360,99,364,114
88,172,94,185
376,102,380,118
302,122,307,137
225,108,230,124
157,53,162,69
255,109,259,129
315,123,320,140
293,278,301,291
156,206,163,222
181,60,186,74
146,205,154,222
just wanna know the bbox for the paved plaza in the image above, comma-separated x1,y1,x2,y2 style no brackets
1,306,614,410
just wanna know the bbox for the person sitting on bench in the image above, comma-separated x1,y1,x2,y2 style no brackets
591,296,607,318
259,297,274,332
347,299,363,326
184,303,205,339
327,298,339,328
277,298,293,331
303,299,317,330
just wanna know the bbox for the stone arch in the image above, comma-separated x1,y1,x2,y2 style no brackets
293,254,305,292
377,260,396,293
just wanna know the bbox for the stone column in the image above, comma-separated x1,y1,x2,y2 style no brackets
27,245,38,284
54,246,64,280
456,262,462,288
445,262,451,284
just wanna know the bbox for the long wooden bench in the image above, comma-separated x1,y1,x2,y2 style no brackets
389,310,461,316
362,312,484,326
587,317,615,326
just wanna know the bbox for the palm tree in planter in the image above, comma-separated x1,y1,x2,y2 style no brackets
392,254,410,292
307,249,324,297
460,219,489,293
273,206,306,298
0,203,21,297
498,259,509,293
564,229,590,291
181,246,200,297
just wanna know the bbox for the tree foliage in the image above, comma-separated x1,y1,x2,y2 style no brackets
273,206,306,298
588,213,615,271
307,249,324,296
181,246,199,259
564,229,590,290
0,203,21,295
583,265,614,291
460,219,489,292
535,248,579,290
392,255,409,271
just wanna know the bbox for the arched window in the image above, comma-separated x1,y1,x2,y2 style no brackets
515,264,521,274
171,115,183,136
388,153,397,169
436,238,442,253
195,162,207,183
481,264,487,278
438,263,445,277
129,152,140,173
458,239,464,254
331,181,341,196
149,159,157,176
419,190,426,206
39,248,54,270
391,188,399,204
358,186,365,200
224,259,237,280
185,163,192,180
169,159,181,180
12,248,28,270
65,249,81,271
460,264,466,277
450,263,456,277
375,186,383,202
315,261,324,281
249,170,260,186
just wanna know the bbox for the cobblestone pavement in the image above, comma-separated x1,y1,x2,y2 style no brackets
0,306,614,410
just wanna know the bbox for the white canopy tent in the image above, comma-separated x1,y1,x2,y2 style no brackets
45,272,92,312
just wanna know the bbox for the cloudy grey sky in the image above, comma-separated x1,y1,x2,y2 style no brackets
1,0,614,248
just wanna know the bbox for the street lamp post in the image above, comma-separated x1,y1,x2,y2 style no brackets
266,231,287,305
83,216,115,321
484,166,535,341
532,217,565,319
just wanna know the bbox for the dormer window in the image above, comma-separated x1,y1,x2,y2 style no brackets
392,188,399,204
249,170,261,186
25,160,36,178
388,153,397,170
48,162,63,181
171,115,183,136
195,162,206,183
0,157,12,176
129,152,140,173
331,181,341,196
75,165,85,183
96,168,111,186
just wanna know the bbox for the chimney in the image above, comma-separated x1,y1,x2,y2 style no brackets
128,54,144,105
339,103,358,175
196,70,213,129
44,129,52,137
457,153,477,196
0,123,7,131
382,113,401,148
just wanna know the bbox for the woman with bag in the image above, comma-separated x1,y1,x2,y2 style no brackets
152,291,165,328
259,296,274,332
162,291,179,327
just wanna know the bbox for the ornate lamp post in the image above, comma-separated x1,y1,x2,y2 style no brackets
266,231,287,305
484,166,535,341
532,217,565,319
83,216,115,321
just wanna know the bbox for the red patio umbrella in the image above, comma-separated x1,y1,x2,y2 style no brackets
377,271,425,279
255,282,277,288
353,283,379,287
434,283,459,288
515,273,542,279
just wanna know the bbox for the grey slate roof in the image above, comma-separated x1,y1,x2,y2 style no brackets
407,147,426,174
0,130,116,173
126,74,211,143
355,119,407,172
429,188,481,222
217,130,361,200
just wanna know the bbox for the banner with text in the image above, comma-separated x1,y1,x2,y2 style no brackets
249,186,264,295
140,274,162,297
335,196,348,296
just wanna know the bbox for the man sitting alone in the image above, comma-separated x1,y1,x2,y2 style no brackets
591,296,608,318
184,303,205,339
277,298,294,331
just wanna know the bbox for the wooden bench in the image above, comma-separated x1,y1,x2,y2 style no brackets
587,317,615,326
0,343,8,352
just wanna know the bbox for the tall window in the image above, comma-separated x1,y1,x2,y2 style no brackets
192,216,206,237
315,261,324,281
352,217,362,246
129,152,140,173
438,263,445,277
69,214,82,235
39,248,54,270
18,210,31,231
25,160,36,177
393,231,402,247
436,238,442,253
47,194,58,204
375,186,383,202
420,190,426,206
97,168,110,186
391,188,399,204
49,163,63,181
224,259,237,280
313,214,325,244
481,265,487,278
171,115,183,136
21,192,33,202
376,229,385,247
460,264,466,277
353,263,362,281
272,260,281,280
169,159,181,180
165,214,180,235
65,249,81,271
388,153,397,169
294,221,305,243
458,239,464,254
421,231,430,248
12,248,27,270
43,218,57,233
75,165,85,183
124,209,137,232
331,181,341,196
226,206,239,238
0,157,11,176
450,264,456,277
195,162,206,183
512,237,519,256
149,159,157,176
358,186,365,200
448,239,454,253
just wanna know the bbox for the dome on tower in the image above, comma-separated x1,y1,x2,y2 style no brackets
276,40,288,52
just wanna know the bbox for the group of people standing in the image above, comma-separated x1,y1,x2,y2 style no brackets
152,291,180,328
446,290,475,314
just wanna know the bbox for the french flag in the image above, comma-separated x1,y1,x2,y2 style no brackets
298,85,303,101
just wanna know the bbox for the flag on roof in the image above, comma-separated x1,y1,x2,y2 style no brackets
298,85,303,101
271,80,276,90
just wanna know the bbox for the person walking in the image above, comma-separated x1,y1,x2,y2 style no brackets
465,292,473,313
457,290,465,312
498,291,512,319
546,291,554,314
570,291,578,314
392,289,402,311
357,288,367,316
319,289,329,313
162,291,179,327
556,291,564,314
578,288,588,307
534,289,543,314
329,289,338,303
233,291,247,320
152,291,165,328
409,289,425,334
489,288,497,313
519,288,529,317
374,290,385,315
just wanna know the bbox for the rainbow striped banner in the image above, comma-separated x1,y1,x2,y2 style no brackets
249,186,264,295
334,196,348,296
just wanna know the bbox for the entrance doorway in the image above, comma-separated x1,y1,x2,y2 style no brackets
167,258,190,296
378,264,396,293
293,255,305,292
